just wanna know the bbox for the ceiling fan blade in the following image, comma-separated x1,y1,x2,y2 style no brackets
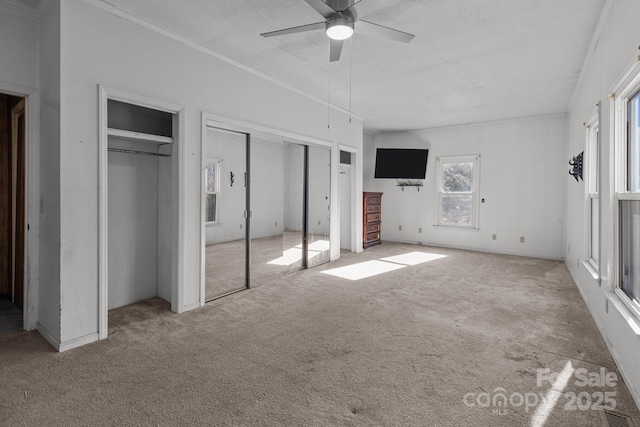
329,39,344,62
261,22,326,38
346,0,389,19
304,0,338,18
355,20,415,43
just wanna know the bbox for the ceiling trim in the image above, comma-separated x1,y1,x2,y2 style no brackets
567,0,615,113
83,0,363,123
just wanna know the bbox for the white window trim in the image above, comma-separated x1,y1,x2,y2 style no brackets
584,108,600,276
204,157,221,225
611,56,640,319
434,154,481,230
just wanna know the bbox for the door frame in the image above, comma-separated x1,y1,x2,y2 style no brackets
0,82,39,331
338,162,353,251
339,144,358,254
10,98,26,310
200,112,333,306
98,86,186,340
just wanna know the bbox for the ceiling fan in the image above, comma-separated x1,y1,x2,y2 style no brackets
260,0,415,62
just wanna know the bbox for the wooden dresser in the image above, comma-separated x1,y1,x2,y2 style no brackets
363,192,383,248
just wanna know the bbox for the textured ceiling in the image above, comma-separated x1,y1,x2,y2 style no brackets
39,0,608,133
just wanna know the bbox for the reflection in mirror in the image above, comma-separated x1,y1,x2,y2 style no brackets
203,130,333,302
307,145,331,267
204,128,247,300
249,135,285,286
277,142,305,273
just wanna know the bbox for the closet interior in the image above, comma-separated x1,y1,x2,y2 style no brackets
107,99,175,310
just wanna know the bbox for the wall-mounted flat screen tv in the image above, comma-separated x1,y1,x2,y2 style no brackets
374,148,429,179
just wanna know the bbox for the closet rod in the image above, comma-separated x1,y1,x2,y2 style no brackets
107,148,170,157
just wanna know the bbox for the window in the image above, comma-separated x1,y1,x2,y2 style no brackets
585,110,599,273
435,155,480,229
205,158,221,223
620,90,640,305
613,60,640,315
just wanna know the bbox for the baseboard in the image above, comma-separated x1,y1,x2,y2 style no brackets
58,332,99,352
566,263,640,411
36,322,60,351
385,238,564,261
181,300,201,313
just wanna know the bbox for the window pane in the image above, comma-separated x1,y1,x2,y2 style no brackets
205,164,216,193
628,91,640,191
206,193,217,222
443,162,473,192
590,198,599,265
621,200,640,302
589,127,599,193
441,194,473,226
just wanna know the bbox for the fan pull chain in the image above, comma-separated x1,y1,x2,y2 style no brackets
349,37,352,123
327,41,331,129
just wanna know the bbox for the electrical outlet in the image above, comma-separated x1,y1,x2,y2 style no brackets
240,224,243,229
520,236,525,243
318,221,321,225
492,234,497,240
275,222,278,227
399,225,402,231
418,227,422,233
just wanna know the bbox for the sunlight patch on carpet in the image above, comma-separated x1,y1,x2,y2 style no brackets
267,240,330,266
530,360,575,427
309,240,330,251
380,251,447,266
320,260,405,281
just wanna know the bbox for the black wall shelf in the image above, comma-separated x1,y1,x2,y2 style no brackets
396,181,424,191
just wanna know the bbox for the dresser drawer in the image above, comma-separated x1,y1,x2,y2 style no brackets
366,203,381,213
366,213,381,223
364,232,380,243
365,223,381,234
365,194,381,206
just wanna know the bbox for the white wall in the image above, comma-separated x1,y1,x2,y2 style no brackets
565,0,640,407
363,131,375,191
307,145,331,236
284,143,304,233
37,0,62,346
369,115,567,259
0,2,38,90
107,140,159,309
55,0,362,348
250,136,285,240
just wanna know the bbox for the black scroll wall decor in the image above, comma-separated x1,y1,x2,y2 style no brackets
569,151,583,182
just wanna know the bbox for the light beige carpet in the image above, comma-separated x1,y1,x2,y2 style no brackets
205,232,330,300
1,242,639,426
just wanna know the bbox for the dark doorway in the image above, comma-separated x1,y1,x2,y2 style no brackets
0,93,26,325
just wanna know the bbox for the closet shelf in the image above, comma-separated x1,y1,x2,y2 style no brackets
107,128,173,145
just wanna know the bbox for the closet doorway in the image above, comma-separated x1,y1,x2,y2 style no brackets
0,93,26,331
202,123,331,301
339,150,353,252
98,88,183,339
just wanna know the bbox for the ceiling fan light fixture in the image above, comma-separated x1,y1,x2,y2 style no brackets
326,17,354,40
